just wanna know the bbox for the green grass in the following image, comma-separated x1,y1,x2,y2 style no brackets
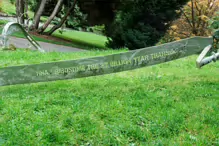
0,0,108,50
0,20,7,26
0,25,92,50
0,1,108,50
0,0,47,21
0,27,73,48
0,20,108,50
52,29,108,49
0,0,16,15
0,50,218,145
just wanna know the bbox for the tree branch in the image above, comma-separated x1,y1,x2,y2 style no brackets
191,0,196,34
180,7,193,29
46,0,77,35
38,0,64,33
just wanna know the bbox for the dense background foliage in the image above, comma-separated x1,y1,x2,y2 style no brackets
160,0,219,43
106,0,189,49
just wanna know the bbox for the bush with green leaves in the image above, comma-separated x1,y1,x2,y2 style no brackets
106,0,188,50
29,0,40,12
50,3,87,31
65,4,87,30
209,12,219,30
90,25,106,35
9,0,16,4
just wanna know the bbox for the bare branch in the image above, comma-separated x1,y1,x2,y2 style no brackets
194,1,200,12
191,0,196,34
180,8,193,29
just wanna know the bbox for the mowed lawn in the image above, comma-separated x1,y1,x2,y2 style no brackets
0,50,218,145
52,30,108,49
0,0,16,15
0,0,47,21
0,20,108,50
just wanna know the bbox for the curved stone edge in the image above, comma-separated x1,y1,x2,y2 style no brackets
2,22,45,52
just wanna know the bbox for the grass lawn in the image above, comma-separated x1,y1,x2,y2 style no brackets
0,0,47,21
52,29,109,49
0,49,218,145
0,26,78,49
0,20,108,50
0,0,109,50
0,1,109,50
0,0,16,16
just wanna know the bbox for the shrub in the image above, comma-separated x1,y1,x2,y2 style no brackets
209,12,219,30
10,0,15,4
161,0,219,43
106,0,188,50
91,25,106,35
65,4,87,30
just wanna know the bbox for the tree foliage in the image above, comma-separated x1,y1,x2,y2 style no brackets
161,0,219,43
65,4,87,30
106,0,188,50
209,12,219,30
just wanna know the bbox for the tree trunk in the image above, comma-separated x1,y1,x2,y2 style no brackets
20,0,25,24
16,0,25,25
25,0,28,18
46,0,77,35
32,0,47,30
38,0,64,33
191,0,197,35
16,0,20,23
